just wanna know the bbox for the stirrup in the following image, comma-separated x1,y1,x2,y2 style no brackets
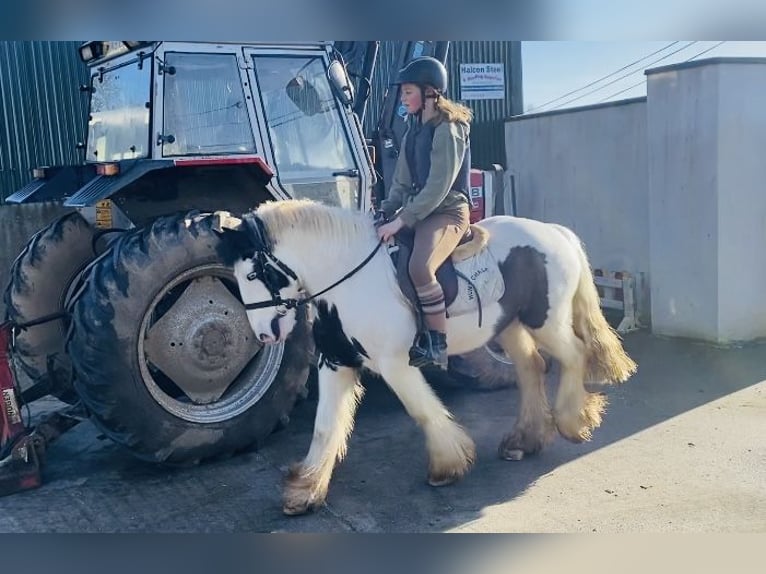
408,330,448,370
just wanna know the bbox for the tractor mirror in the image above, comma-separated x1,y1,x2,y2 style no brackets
327,60,354,107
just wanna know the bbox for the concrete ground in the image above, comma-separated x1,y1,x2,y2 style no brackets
0,330,764,532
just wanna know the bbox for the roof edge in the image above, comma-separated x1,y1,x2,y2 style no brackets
507,96,646,122
645,56,766,76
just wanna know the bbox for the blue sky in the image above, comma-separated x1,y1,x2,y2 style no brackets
520,41,766,113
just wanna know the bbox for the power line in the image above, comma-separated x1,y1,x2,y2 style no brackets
684,40,727,62
544,41,699,111
525,42,681,113
595,79,646,104
595,41,728,104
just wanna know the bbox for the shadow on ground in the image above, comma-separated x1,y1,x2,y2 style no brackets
1,330,764,532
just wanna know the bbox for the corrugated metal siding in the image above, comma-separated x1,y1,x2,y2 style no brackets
361,42,401,135
446,41,523,168
0,41,89,201
362,41,522,169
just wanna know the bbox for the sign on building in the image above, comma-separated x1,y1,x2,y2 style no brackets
459,63,505,100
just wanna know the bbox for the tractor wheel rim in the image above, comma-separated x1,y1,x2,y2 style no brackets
138,263,284,423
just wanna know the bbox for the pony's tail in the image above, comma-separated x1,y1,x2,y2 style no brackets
555,225,638,384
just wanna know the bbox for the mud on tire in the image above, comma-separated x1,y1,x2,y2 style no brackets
3,211,97,402
66,211,313,464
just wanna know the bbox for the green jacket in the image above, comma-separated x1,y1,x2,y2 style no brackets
379,117,470,227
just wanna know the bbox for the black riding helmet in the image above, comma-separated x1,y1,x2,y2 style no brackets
396,56,448,112
396,56,448,92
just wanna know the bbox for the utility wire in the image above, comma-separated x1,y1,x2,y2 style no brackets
525,42,680,113
595,41,728,104
594,79,647,104
545,41,699,111
684,40,727,62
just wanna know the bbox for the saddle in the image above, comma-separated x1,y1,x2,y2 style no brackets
389,224,491,321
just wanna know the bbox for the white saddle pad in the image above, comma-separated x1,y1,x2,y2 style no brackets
448,247,505,317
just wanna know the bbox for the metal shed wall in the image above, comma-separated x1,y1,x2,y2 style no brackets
0,41,89,201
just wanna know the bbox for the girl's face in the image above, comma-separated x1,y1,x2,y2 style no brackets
400,83,423,115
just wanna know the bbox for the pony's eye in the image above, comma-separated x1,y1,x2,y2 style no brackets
266,269,281,287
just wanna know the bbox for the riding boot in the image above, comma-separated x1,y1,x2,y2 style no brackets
408,329,449,370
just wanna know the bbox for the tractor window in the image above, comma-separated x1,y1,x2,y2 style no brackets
87,60,151,162
162,53,255,156
253,55,359,208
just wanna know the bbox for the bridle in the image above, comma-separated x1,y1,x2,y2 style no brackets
239,213,384,312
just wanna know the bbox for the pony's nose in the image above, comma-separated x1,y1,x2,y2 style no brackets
258,332,275,344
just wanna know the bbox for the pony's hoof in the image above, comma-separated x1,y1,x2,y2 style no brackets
282,490,326,516
500,447,525,461
282,500,317,516
556,417,596,443
558,429,588,443
427,472,460,487
425,423,475,487
555,392,606,443
427,451,474,487
282,463,326,516
498,424,552,460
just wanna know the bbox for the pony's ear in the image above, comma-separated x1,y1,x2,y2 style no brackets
241,212,272,251
211,211,244,235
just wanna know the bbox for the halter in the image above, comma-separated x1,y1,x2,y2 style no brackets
240,213,384,312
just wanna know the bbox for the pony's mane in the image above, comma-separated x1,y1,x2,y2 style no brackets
255,199,375,246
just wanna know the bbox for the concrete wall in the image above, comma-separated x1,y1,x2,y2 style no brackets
505,98,650,321
647,64,720,340
0,202,72,317
505,57,766,344
647,59,766,343
716,63,766,341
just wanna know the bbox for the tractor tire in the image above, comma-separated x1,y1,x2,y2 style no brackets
66,211,313,464
3,211,97,402
446,343,519,391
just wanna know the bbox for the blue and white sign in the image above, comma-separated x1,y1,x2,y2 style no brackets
459,63,505,100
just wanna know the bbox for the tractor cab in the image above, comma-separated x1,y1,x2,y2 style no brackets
9,41,375,222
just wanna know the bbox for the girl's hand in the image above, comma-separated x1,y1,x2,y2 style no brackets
377,217,404,242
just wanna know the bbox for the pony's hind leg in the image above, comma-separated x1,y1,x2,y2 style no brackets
495,321,556,460
283,364,363,516
533,320,606,443
377,355,476,486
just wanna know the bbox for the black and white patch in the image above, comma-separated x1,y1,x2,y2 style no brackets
215,226,290,296
215,227,256,267
493,245,550,334
256,258,290,292
312,300,369,371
